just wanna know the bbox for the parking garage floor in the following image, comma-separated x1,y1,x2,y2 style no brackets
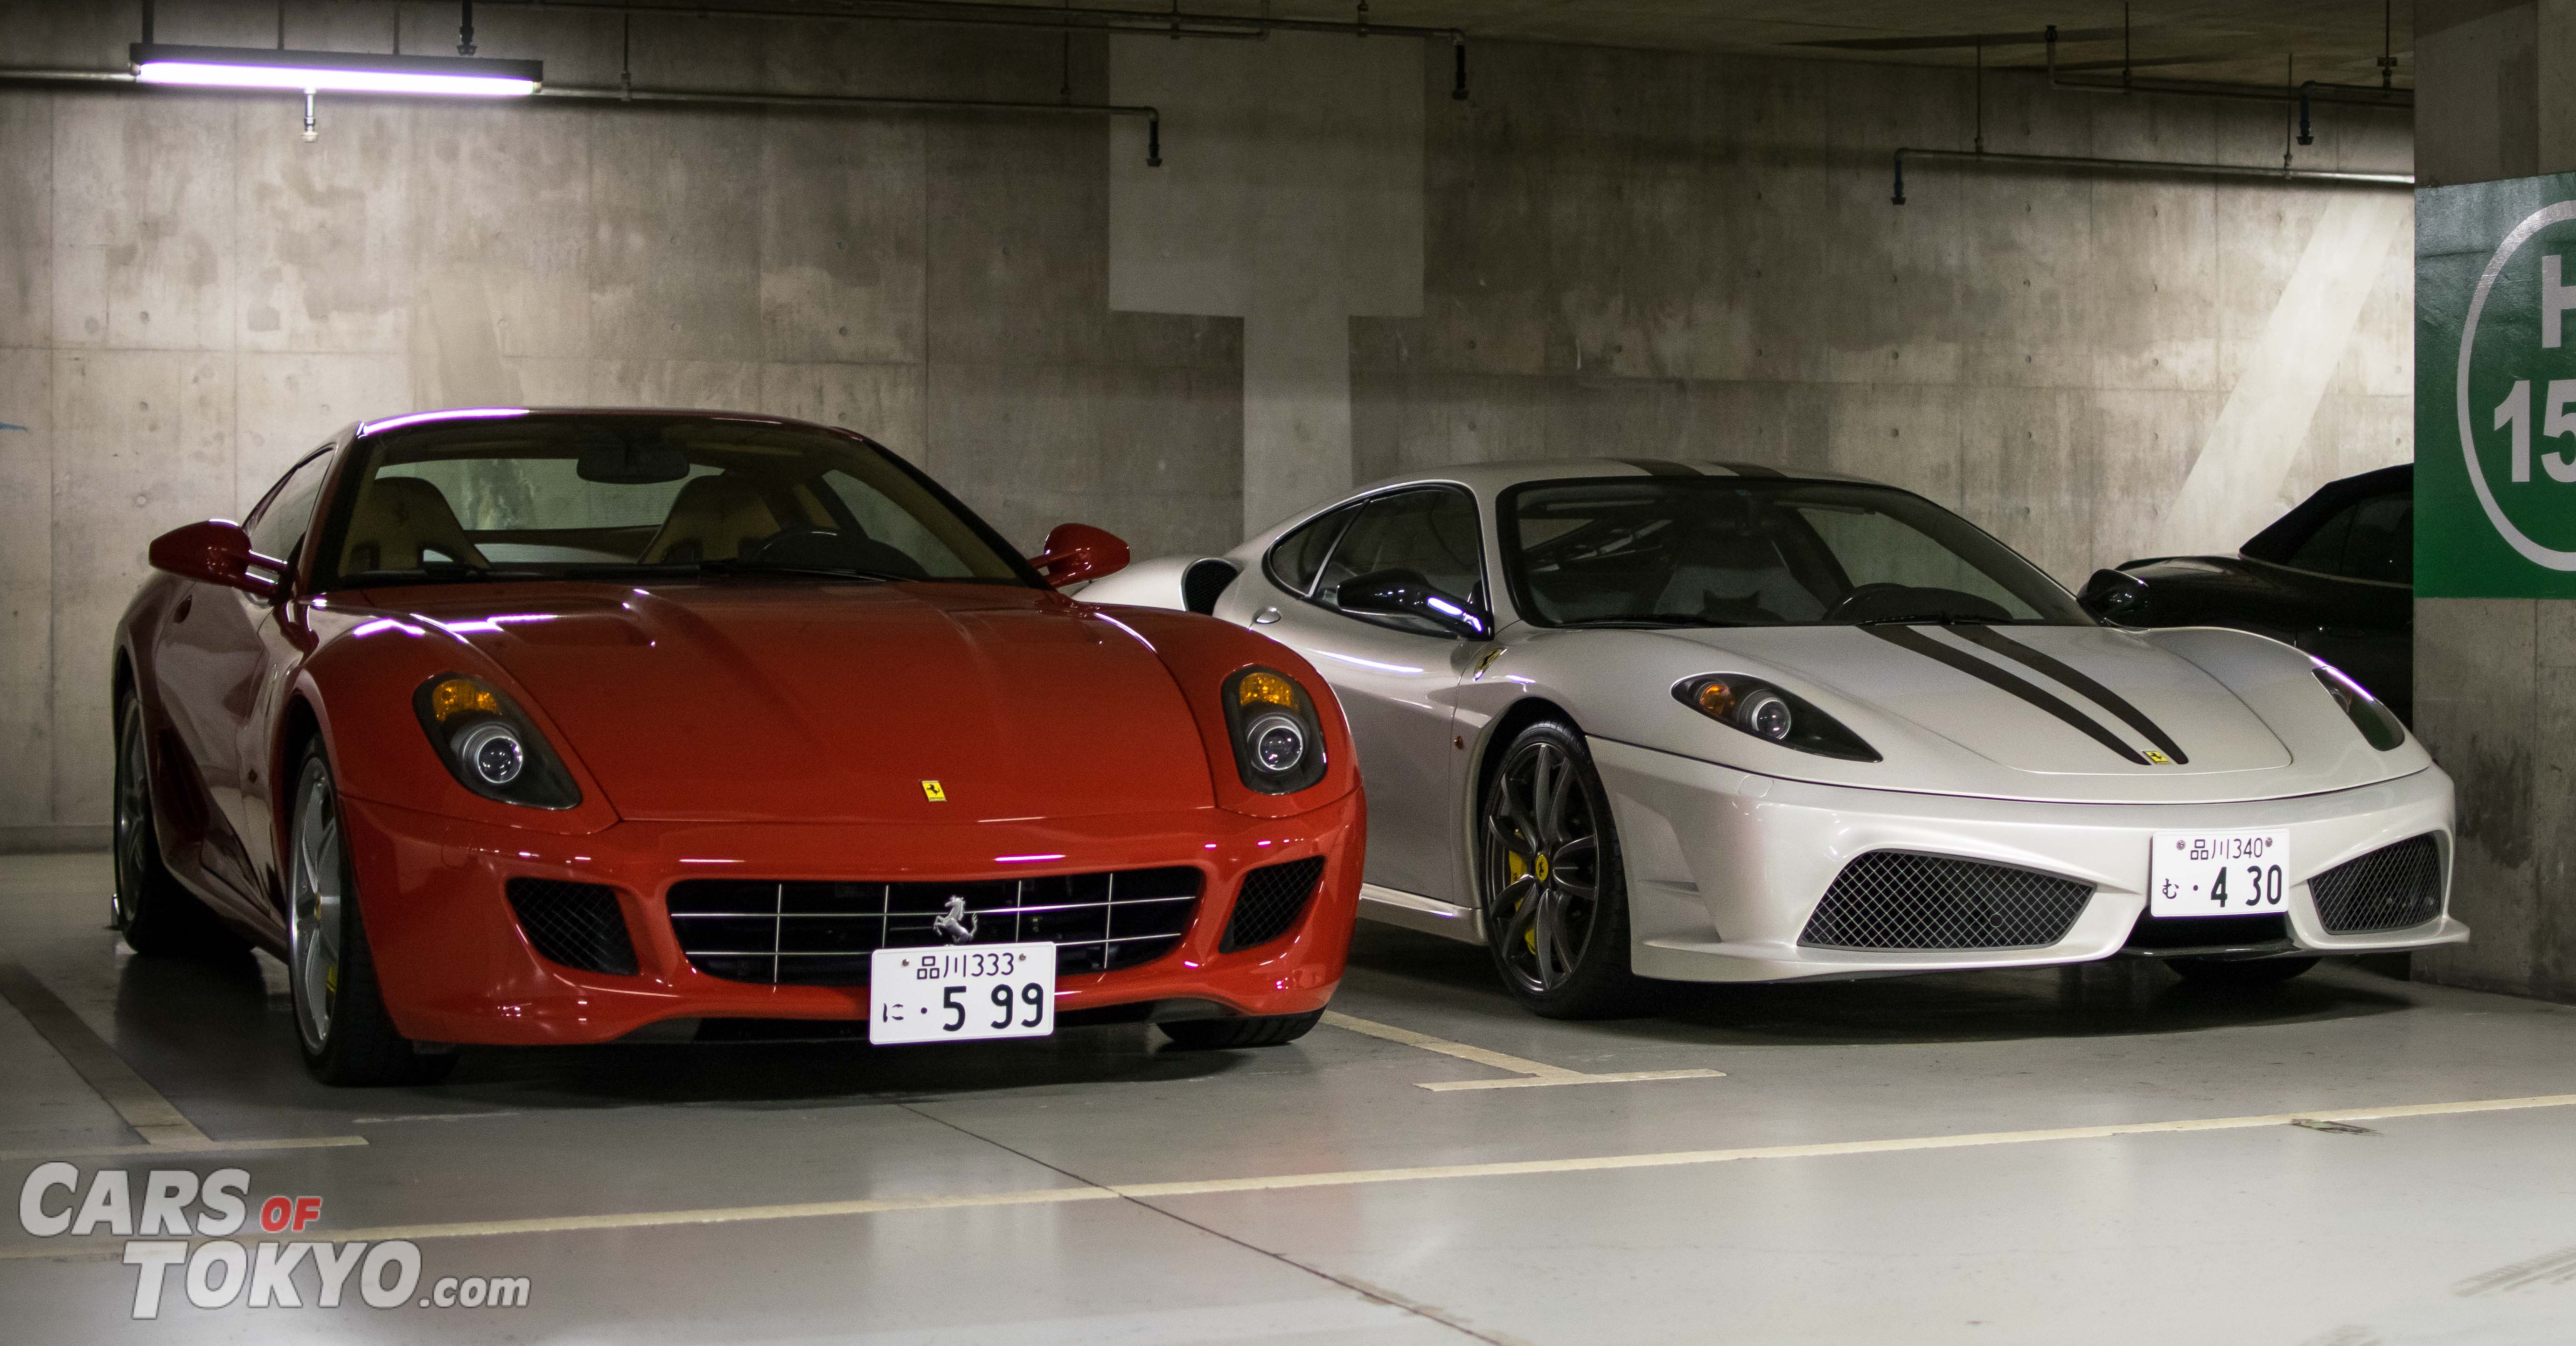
4,851,2575,1346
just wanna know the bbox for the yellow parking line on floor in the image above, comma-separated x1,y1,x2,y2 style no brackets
1322,1010,1725,1089
0,955,209,1146
13,1090,2572,1264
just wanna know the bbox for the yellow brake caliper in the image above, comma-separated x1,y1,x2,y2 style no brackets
1507,851,1540,953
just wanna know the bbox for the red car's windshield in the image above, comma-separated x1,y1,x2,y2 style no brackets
312,412,1038,590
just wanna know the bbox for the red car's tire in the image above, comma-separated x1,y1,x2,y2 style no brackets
112,696,246,959
285,740,456,1087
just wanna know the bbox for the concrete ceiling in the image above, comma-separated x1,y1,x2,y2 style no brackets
975,0,2415,89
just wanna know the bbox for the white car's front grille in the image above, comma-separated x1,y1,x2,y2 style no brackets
1799,852,2094,951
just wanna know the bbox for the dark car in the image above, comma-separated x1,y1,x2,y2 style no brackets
2077,464,2412,723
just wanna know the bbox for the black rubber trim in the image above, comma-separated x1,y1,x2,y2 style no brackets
1714,462,1786,478
1863,625,2149,765
1949,625,2190,764
1618,458,1702,477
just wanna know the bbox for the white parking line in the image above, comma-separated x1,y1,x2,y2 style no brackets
1321,1011,1725,1090
10,1091,2571,1263
0,952,366,1160
0,956,209,1146
0,1136,369,1163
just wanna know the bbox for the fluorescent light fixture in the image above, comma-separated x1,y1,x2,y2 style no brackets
131,44,541,97
359,407,531,436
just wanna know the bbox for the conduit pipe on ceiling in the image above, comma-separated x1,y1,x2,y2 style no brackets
472,0,1472,98
1889,146,2413,205
2040,23,2409,109
0,67,1166,164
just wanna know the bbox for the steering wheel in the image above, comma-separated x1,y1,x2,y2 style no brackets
742,524,840,563
1821,583,1909,622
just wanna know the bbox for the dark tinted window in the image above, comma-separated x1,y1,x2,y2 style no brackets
2284,503,2356,575
1266,502,1359,597
1502,479,2088,627
2337,492,2411,583
1316,488,1483,609
244,448,336,564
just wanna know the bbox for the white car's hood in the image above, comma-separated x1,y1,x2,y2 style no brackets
1514,622,2431,805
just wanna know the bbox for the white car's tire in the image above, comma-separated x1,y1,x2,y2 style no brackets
1478,720,1653,1019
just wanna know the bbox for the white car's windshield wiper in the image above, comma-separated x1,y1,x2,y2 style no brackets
1853,612,2009,626
1553,613,1749,629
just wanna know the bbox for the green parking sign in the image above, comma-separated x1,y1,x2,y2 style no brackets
2419,173,2576,596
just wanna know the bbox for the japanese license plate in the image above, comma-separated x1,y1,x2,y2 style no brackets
869,942,1056,1044
2149,830,2291,919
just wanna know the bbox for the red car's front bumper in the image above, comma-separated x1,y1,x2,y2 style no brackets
338,792,1364,1046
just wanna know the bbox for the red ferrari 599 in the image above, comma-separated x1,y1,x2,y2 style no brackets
113,408,1363,1083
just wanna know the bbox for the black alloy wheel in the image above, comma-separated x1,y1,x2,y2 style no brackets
1477,720,1650,1018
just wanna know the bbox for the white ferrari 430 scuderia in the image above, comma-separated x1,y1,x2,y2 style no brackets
1083,460,2464,1017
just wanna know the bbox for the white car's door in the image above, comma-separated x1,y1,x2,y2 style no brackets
1220,487,1488,904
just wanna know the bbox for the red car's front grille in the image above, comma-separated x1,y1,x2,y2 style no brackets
665,867,1203,986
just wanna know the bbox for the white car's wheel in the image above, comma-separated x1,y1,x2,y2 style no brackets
1478,720,1651,1018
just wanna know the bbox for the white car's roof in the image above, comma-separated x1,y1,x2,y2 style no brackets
1352,458,1890,497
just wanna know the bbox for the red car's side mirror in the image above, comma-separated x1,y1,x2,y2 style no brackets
1029,523,1130,590
149,520,285,600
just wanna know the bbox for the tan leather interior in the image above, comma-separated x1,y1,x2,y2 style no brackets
341,477,490,573
640,475,780,564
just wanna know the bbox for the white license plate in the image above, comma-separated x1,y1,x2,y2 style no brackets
2150,830,2291,919
869,942,1056,1044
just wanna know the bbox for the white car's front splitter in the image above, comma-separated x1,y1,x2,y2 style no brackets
1589,737,2463,984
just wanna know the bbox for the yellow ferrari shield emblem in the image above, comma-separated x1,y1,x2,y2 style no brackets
921,780,947,802
2144,750,2173,766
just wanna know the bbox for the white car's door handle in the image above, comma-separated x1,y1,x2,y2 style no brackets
1252,606,1281,625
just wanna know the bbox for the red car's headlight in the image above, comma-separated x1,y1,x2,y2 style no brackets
411,673,582,809
1224,667,1328,794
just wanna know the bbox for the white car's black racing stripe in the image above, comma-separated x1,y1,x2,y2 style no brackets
1863,624,2152,765
1949,624,2191,765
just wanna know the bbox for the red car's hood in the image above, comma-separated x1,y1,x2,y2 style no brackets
376,581,1216,823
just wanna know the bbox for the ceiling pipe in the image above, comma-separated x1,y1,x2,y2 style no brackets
539,81,1161,164
1890,146,2413,205
0,66,1163,164
470,0,1459,46
2040,23,2409,108
470,0,1469,97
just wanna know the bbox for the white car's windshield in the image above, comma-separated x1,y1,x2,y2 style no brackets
1500,477,2090,628
313,412,1036,591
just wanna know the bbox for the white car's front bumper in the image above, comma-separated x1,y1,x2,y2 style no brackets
1590,737,2463,984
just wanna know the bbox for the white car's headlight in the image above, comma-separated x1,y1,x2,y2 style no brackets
2313,666,2406,752
1672,675,1879,762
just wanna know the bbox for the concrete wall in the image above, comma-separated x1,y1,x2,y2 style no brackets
2411,0,2576,1002
0,2,2414,843
1352,42,2416,587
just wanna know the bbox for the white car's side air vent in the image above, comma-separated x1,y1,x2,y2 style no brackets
2310,835,2444,934
1799,853,2094,951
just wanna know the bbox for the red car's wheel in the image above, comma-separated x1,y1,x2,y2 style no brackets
287,740,456,1087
